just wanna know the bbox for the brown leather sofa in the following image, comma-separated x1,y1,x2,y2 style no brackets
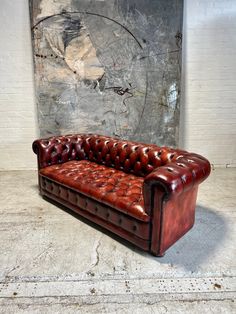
33,134,211,256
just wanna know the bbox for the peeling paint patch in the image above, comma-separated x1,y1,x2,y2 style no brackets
37,0,71,18
65,33,105,80
167,83,178,110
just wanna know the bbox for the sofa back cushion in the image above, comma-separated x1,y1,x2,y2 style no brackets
74,134,185,177
34,134,186,177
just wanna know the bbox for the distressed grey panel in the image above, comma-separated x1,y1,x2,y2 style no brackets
29,0,183,146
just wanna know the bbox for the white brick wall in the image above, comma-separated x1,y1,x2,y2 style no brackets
0,0,235,169
0,0,38,170
180,0,236,167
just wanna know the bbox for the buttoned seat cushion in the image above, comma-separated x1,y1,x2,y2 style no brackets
40,160,149,222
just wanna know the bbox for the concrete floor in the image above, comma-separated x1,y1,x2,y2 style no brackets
0,168,235,313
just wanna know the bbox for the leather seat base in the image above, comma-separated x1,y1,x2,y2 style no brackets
39,175,150,242
40,160,149,222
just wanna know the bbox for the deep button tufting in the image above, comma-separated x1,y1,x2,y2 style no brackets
66,172,74,177
43,140,49,146
51,147,57,156
33,133,188,173
40,160,149,222
187,159,194,163
58,154,62,162
146,164,153,173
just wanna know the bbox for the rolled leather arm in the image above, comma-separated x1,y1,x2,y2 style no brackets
32,134,85,169
143,153,211,212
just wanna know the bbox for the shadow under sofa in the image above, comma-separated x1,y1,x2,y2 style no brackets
32,134,211,256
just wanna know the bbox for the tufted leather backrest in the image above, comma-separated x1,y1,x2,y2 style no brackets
33,134,187,177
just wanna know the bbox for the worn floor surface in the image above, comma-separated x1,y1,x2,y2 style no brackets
0,168,235,313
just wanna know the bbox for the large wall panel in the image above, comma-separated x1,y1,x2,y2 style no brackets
30,0,183,147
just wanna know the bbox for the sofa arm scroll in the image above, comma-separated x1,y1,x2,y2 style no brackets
32,134,85,169
143,153,211,213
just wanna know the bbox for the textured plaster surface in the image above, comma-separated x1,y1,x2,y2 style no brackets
0,168,235,312
30,0,183,146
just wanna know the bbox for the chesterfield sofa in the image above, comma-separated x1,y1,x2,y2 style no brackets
33,134,211,256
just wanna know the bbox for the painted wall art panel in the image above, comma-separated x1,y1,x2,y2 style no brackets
29,0,183,146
